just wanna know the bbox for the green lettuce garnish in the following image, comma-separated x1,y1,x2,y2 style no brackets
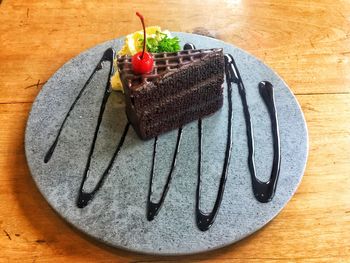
140,31,181,53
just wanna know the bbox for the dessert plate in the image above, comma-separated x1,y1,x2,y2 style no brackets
25,33,308,255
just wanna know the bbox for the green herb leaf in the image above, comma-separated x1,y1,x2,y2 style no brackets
142,31,181,53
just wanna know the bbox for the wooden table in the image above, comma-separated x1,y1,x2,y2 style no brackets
1,0,349,262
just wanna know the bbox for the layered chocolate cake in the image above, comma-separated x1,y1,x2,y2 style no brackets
117,48,225,139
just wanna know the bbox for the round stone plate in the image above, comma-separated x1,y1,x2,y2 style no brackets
25,33,308,255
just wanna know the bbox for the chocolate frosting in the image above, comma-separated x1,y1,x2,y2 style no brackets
117,48,223,91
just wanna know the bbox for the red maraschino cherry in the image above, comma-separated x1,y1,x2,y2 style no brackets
132,12,154,74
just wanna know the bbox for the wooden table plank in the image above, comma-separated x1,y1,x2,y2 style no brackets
1,0,350,103
0,94,349,262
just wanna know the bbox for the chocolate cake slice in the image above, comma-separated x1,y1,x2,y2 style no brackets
117,48,225,139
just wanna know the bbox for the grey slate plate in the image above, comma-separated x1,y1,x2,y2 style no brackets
25,33,308,255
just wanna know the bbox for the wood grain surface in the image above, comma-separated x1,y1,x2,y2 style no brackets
1,0,349,262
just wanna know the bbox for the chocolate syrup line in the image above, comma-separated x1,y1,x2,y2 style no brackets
77,122,130,208
195,54,234,231
44,48,115,163
75,48,130,208
145,42,193,222
146,128,183,221
225,54,281,203
43,48,131,207
184,43,196,50
43,42,280,231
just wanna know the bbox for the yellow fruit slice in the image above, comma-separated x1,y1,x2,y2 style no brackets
126,33,139,55
126,26,161,55
145,26,162,35
110,71,123,92
117,44,130,56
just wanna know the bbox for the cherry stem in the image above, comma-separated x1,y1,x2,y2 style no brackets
136,12,146,60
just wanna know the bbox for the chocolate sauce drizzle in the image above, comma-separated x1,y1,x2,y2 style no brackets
194,54,234,231
146,128,182,220
43,48,131,208
77,123,129,208
184,43,196,50
44,48,115,163
225,54,281,203
43,44,281,231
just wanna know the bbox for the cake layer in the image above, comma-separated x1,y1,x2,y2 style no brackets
134,74,224,113
137,78,224,123
135,98,223,139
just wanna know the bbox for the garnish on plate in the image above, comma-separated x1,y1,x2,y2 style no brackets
144,30,180,53
111,17,180,91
